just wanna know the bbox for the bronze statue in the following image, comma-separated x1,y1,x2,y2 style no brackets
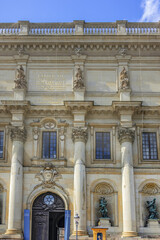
99,197,108,218
146,198,158,220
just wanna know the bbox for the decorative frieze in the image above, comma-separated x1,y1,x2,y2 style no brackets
118,127,135,144
10,126,27,142
72,127,88,142
14,65,27,90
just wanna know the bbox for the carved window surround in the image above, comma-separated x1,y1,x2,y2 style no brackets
90,124,117,164
137,126,160,164
30,119,67,166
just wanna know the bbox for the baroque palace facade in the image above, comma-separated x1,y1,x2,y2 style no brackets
0,20,160,240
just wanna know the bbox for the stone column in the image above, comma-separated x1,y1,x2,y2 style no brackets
72,127,88,236
5,126,26,238
118,128,137,237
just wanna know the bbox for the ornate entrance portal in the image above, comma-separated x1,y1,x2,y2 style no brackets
32,192,65,240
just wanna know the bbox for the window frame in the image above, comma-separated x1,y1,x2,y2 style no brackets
95,132,111,160
91,126,115,164
41,130,58,160
138,128,160,163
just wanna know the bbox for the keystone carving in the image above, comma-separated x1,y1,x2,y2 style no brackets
35,163,59,188
73,67,85,90
14,65,27,89
72,127,88,142
10,126,27,142
118,127,135,144
119,67,129,90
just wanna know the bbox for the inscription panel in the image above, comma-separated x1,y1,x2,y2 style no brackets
130,70,160,92
0,70,15,91
28,69,73,91
86,70,117,92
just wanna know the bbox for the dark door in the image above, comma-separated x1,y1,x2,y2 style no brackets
32,192,65,240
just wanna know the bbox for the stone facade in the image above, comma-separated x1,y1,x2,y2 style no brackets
0,20,160,239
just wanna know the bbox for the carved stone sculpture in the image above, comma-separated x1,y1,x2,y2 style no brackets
73,67,85,90
146,198,158,220
36,163,58,188
10,126,27,142
72,127,88,142
120,67,129,90
14,65,27,89
32,127,39,159
99,197,108,218
118,128,135,144
59,127,65,159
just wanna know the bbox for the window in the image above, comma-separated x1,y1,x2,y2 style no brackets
42,132,57,159
142,132,158,160
0,132,4,159
96,132,111,159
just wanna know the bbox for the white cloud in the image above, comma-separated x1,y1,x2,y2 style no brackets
140,0,160,22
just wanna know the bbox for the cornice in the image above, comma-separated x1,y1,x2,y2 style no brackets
112,101,142,113
64,101,93,112
1,100,30,113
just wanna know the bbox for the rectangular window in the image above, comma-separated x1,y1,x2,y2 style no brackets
42,132,57,159
142,132,158,160
0,132,4,159
96,132,111,159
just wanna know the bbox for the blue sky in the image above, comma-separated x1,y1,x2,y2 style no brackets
0,0,160,22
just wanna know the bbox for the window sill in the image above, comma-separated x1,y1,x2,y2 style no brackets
31,158,67,166
92,159,114,164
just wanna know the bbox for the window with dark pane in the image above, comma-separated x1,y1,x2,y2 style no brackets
142,132,158,160
96,132,111,159
42,132,57,159
0,131,4,159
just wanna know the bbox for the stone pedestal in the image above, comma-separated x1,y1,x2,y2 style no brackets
74,89,85,101
72,127,88,236
3,127,26,239
98,218,111,227
119,89,131,101
147,219,160,228
13,88,26,101
118,128,137,237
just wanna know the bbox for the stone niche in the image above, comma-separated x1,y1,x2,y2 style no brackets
139,182,160,228
90,182,118,227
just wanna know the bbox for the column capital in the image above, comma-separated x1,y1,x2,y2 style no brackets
10,126,27,142
118,127,135,144
72,127,88,143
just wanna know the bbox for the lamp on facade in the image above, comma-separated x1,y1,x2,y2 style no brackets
74,213,80,240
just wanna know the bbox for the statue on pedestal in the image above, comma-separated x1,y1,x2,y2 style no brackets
146,198,158,220
73,67,84,90
98,197,111,227
119,67,129,90
14,65,27,89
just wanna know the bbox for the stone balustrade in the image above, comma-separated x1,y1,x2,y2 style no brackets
0,20,159,35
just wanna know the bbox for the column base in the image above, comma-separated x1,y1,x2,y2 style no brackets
122,231,137,237
0,229,23,239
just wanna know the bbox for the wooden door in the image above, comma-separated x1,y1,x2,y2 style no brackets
32,211,49,240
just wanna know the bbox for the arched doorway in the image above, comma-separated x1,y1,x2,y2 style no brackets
32,192,65,240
